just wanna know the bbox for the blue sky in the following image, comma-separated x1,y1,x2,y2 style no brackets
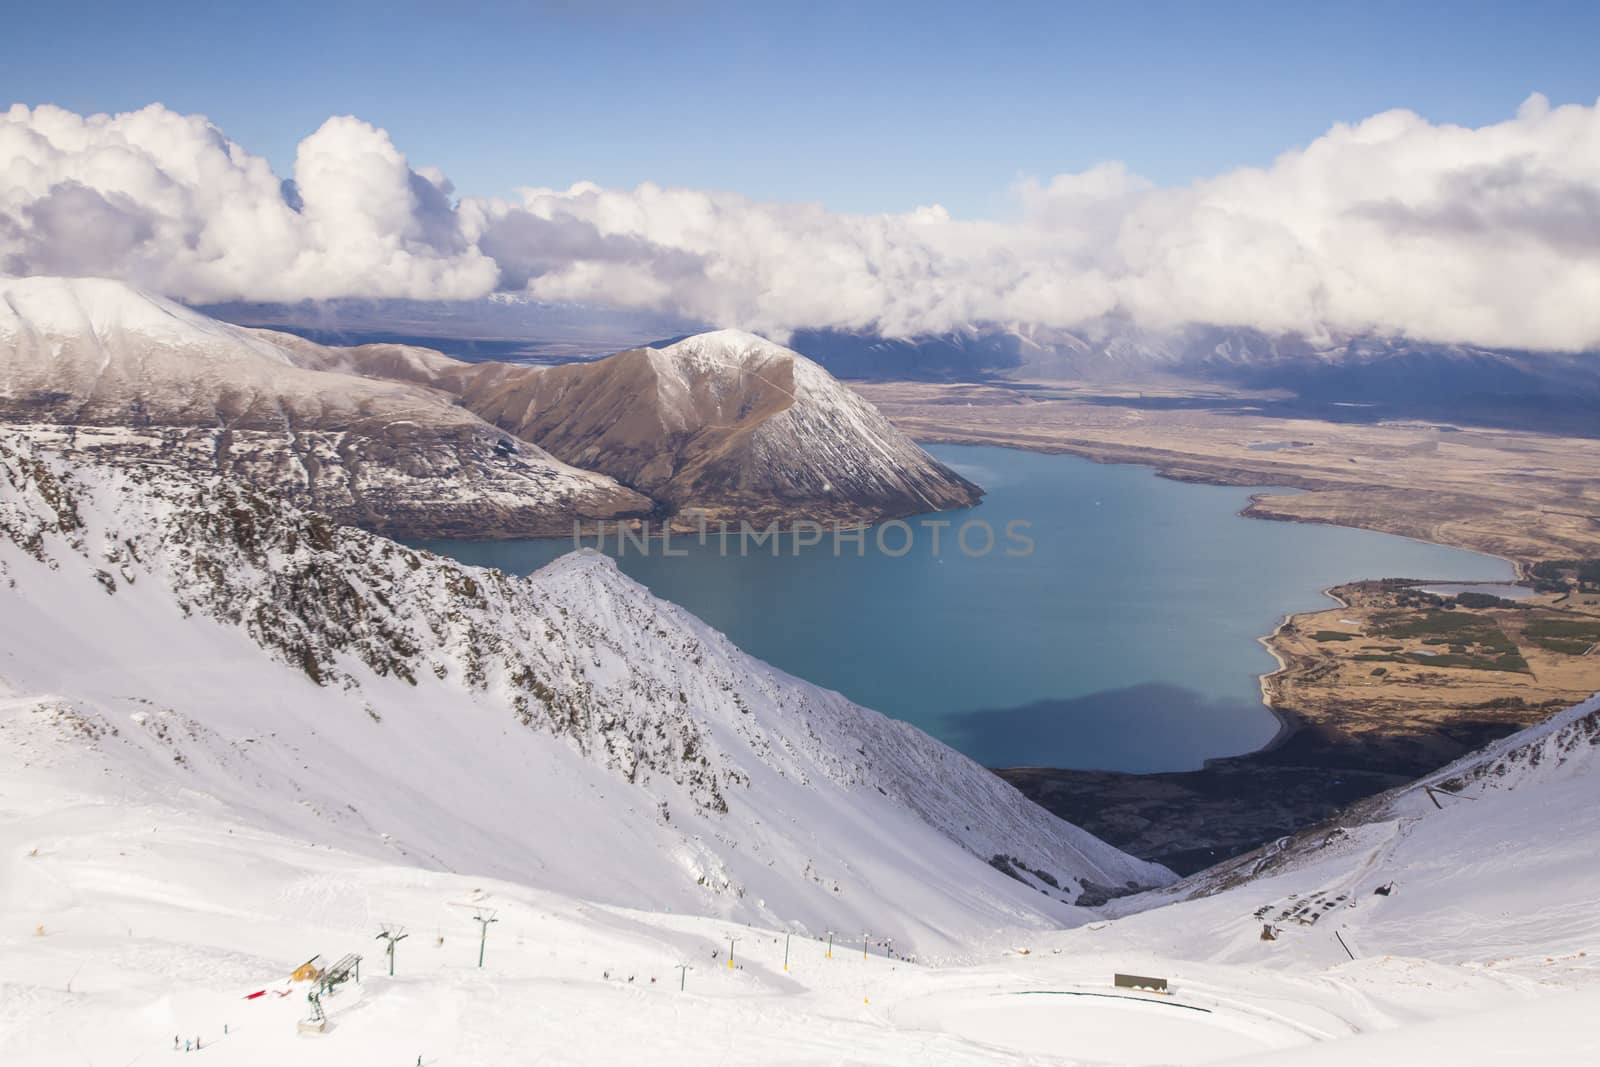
6,0,1600,216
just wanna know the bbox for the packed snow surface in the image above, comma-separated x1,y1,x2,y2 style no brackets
2,695,1596,1064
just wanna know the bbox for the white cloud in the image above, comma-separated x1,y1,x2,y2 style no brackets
0,104,496,303
3,97,1599,350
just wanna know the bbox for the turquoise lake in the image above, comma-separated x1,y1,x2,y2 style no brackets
415,444,1514,773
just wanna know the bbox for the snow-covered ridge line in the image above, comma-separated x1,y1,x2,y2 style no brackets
0,276,652,537
293,324,985,523
1,276,979,533
0,432,1169,955
1130,690,1600,908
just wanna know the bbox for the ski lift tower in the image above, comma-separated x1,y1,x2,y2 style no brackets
298,987,327,1035
376,923,409,976
446,899,501,968
469,907,498,968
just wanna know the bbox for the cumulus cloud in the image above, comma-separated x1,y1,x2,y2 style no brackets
0,103,496,303
3,96,1599,350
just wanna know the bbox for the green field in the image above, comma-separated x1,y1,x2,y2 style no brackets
1365,610,1530,673
1522,618,1600,656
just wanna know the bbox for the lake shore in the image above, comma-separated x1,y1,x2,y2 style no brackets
999,576,1600,875
853,378,1600,570
854,379,1600,872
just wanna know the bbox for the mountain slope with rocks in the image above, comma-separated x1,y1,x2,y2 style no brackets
0,431,1167,957
1,278,985,534
4,428,1597,1065
287,329,984,525
0,275,652,537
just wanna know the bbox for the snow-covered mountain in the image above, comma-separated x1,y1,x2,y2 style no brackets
0,276,652,537
467,330,982,523
0,431,1167,959
2,278,984,533
294,328,983,524
3,493,1595,1067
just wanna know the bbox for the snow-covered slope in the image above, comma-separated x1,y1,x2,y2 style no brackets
0,275,449,428
5,429,1598,1063
2,689,1595,1066
0,276,651,536
0,432,1168,961
1092,691,1600,979
434,329,983,523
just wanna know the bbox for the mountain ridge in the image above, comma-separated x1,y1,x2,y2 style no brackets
0,277,984,535
277,324,984,525
0,275,655,537
783,322,1600,434
0,430,1167,955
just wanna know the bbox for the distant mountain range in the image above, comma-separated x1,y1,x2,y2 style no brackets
787,321,1600,393
209,298,1600,434
201,294,702,365
789,324,1600,428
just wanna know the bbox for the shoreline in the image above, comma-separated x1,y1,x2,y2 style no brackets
1000,570,1598,874
850,368,1600,573
920,435,1528,771
897,431,1589,874
1252,615,1301,755
918,427,1534,576
1244,584,1360,764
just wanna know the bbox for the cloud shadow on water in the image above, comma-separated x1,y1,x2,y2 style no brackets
940,682,1272,774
